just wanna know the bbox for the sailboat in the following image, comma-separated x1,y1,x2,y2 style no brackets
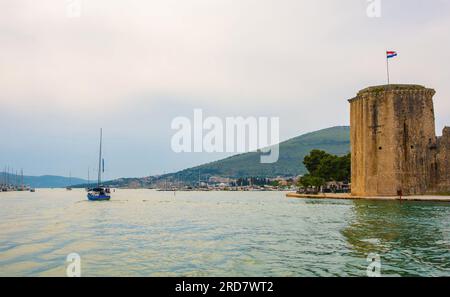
66,172,72,190
85,168,90,192
87,128,111,201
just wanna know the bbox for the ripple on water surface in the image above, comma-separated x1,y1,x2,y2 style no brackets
0,189,449,276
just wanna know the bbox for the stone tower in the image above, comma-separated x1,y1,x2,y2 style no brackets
348,84,444,196
436,127,450,192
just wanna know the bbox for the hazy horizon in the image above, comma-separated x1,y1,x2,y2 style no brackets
2,0,450,179
1,125,349,180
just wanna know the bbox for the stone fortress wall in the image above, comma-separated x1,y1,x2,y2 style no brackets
436,127,450,192
348,84,450,196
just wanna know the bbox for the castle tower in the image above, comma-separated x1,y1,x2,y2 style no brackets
348,84,438,196
437,127,450,192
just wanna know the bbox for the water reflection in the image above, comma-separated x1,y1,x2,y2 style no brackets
342,200,450,276
0,190,449,276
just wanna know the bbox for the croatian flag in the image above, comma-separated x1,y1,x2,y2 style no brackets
387,51,397,59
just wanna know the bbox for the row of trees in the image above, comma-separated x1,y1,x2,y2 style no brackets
299,150,350,188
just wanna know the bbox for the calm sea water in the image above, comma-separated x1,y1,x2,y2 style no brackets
0,189,449,276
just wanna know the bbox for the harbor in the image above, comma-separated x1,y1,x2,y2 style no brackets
1,168,33,192
1,0,450,280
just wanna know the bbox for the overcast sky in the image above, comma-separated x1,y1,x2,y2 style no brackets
1,0,450,179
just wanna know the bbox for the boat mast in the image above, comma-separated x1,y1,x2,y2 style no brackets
98,128,102,187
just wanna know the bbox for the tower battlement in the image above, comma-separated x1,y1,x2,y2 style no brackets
349,85,435,102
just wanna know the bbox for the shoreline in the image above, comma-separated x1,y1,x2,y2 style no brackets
286,192,450,202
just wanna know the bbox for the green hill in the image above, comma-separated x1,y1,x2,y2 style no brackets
97,126,350,188
0,173,88,188
78,126,350,188
173,126,350,180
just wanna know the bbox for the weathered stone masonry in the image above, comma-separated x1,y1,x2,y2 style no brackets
348,84,450,196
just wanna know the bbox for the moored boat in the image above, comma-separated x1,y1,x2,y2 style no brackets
87,187,111,201
66,172,73,190
87,128,111,201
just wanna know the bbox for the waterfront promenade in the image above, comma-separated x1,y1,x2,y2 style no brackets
286,192,450,202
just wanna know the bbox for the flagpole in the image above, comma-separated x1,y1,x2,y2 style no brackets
386,52,390,85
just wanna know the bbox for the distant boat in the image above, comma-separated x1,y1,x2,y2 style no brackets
87,128,111,201
66,172,72,190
